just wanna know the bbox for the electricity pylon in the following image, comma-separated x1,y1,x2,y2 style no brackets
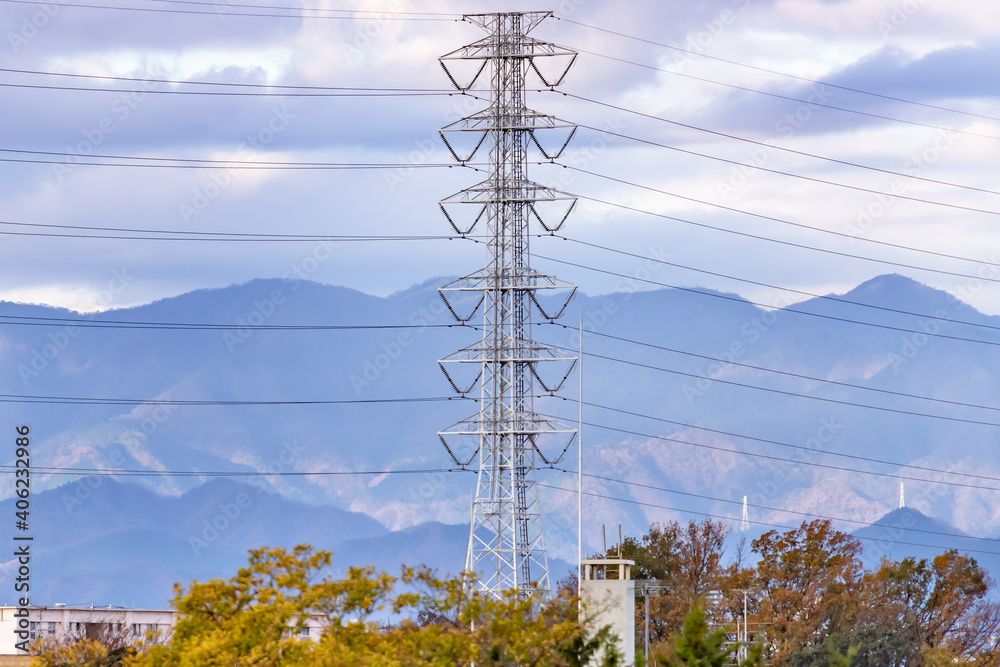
436,11,578,599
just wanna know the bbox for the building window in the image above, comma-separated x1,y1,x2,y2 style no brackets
47,622,57,637
300,626,310,639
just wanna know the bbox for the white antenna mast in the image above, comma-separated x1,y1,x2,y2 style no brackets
899,482,905,509
741,495,750,532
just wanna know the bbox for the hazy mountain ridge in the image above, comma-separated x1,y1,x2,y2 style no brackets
0,478,566,608
1,273,999,567
0,478,985,609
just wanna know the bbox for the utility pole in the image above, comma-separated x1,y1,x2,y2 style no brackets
734,588,749,663
637,581,668,666
436,12,579,599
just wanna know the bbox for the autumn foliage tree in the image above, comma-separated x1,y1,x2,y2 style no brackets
114,544,621,667
748,520,864,664
862,550,1000,666
32,521,1000,667
610,519,730,652
615,518,1000,667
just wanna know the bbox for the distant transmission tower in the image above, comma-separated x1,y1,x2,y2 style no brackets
741,495,750,532
436,11,579,598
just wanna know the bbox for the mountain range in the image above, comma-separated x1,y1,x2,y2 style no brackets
2,273,999,605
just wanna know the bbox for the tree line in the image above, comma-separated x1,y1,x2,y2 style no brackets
30,518,1000,666
604,518,1000,667
31,544,624,667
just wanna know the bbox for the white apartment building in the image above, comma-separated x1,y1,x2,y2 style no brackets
0,605,178,655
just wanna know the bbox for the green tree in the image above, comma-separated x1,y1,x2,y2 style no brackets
651,605,760,667
787,629,908,667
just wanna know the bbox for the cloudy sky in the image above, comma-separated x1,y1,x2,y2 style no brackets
1,0,998,315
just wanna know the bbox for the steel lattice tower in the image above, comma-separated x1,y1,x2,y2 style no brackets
436,12,579,599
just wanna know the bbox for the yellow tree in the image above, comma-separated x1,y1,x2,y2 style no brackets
120,544,621,667
30,638,112,667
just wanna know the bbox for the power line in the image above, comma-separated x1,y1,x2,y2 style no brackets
545,412,1000,493
0,393,474,406
557,53,1000,142
542,401,1000,490
0,81,455,97
539,483,1000,557
0,67,451,92
143,0,458,18
553,236,1000,332
557,399,1000,484
561,164,1000,272
574,123,1000,199
542,323,1000,413
555,17,1000,124
0,220,483,239
0,0,459,20
536,344,1000,428
534,254,1000,347
556,468,1000,545
0,230,461,241
566,192,1000,280
0,220,479,242
448,164,1000,278
562,91,1000,188
0,148,456,166
0,314,477,331
0,158,463,171
0,464,471,477
562,163,1000,224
